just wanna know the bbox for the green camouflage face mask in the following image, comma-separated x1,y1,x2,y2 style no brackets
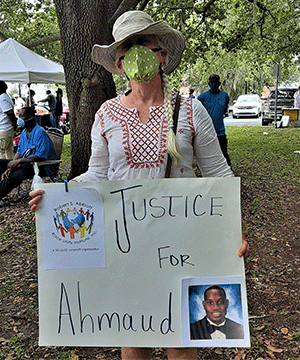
123,45,160,83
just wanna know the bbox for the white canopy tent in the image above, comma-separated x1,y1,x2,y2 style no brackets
0,38,65,84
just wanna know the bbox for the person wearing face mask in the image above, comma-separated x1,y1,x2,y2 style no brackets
198,75,231,167
0,106,57,206
29,10,249,360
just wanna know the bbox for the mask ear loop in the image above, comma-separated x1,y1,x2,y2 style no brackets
159,65,165,80
118,55,131,96
124,73,132,96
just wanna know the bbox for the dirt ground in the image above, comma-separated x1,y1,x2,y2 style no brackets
0,158,299,360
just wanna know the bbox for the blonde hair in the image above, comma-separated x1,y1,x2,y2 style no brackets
161,72,181,167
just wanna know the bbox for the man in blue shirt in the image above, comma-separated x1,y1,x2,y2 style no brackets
0,106,57,204
198,74,231,166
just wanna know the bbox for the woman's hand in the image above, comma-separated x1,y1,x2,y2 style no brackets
238,217,249,259
29,180,77,213
29,189,44,212
238,239,249,259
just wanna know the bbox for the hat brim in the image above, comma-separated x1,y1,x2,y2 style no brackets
91,20,185,75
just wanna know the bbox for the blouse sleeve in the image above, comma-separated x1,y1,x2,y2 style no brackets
73,111,109,182
192,100,234,178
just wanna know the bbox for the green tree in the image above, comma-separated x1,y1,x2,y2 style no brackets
53,0,145,178
2,0,300,175
181,0,300,97
0,0,62,61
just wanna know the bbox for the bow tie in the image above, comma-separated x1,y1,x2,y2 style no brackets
211,324,226,333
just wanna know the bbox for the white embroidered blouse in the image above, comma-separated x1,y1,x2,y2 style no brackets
74,92,233,182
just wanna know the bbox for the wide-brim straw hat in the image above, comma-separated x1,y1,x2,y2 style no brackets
91,10,186,75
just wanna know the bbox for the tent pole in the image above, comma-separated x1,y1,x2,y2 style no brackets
28,83,31,107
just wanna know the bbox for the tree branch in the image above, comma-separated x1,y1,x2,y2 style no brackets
137,0,151,11
0,32,8,42
107,0,124,20
247,0,277,23
109,0,143,28
26,33,61,49
201,0,219,21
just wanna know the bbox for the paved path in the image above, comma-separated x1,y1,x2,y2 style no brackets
224,116,263,126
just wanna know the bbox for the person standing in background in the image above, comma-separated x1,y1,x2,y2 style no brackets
13,94,25,115
55,88,63,126
39,90,57,128
25,89,36,110
0,81,17,159
189,88,195,98
293,86,300,108
198,74,231,167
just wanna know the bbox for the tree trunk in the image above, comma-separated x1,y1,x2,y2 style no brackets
54,0,151,178
54,0,118,179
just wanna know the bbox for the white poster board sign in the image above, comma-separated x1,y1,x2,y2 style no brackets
35,177,250,348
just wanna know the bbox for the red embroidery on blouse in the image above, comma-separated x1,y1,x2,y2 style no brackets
186,97,194,136
97,108,107,140
103,97,175,169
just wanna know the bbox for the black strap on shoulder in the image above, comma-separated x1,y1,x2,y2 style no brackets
165,93,181,178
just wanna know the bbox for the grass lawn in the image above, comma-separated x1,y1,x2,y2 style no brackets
0,125,299,360
61,127,300,182
227,126,300,183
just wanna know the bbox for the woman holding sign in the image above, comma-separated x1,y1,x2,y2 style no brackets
30,10,248,360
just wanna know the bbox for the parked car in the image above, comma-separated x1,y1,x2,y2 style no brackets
232,94,262,118
35,102,49,115
35,103,51,128
262,87,297,126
